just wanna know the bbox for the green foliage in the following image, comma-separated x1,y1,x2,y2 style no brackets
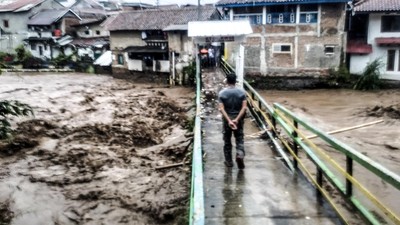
353,59,383,91
184,115,196,132
15,45,31,63
328,64,351,85
0,100,33,140
52,53,73,68
182,61,196,86
0,51,14,69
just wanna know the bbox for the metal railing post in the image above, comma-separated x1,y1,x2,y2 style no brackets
293,121,298,169
346,156,353,197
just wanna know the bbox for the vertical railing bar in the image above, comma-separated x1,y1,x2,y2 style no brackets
293,121,298,169
346,157,353,197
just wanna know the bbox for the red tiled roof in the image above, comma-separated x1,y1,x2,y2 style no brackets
347,41,372,54
107,5,219,31
375,37,400,45
0,0,45,12
354,0,400,12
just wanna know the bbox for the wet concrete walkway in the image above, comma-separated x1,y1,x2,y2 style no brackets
201,68,342,225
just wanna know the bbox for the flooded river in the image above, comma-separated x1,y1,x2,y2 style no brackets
0,73,194,225
258,88,400,217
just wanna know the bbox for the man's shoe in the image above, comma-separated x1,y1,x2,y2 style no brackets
224,161,233,167
236,157,245,169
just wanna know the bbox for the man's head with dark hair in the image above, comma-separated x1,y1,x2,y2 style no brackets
226,73,237,85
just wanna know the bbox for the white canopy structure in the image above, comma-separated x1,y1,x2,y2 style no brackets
188,20,252,88
188,20,252,44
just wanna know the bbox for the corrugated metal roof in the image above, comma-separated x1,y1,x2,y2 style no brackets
354,0,400,12
188,20,252,37
27,9,78,25
163,24,188,31
71,37,109,47
107,5,219,31
216,0,349,6
0,0,45,12
55,0,76,8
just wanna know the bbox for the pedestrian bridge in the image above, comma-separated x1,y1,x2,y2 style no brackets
188,62,400,225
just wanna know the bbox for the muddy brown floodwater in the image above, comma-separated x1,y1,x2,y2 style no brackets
258,88,400,218
0,73,195,225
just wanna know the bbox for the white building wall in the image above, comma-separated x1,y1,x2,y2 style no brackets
30,43,52,59
350,13,400,80
127,59,143,71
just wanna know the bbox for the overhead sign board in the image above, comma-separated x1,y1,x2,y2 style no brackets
205,36,235,43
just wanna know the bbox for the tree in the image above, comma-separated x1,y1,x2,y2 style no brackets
353,59,383,90
0,100,33,140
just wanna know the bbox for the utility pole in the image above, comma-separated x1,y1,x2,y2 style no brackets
197,0,200,20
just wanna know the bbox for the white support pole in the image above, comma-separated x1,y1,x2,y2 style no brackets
172,51,176,85
236,44,245,89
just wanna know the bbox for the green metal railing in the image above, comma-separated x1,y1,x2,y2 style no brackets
244,80,400,225
190,57,400,225
220,58,235,76
189,54,205,225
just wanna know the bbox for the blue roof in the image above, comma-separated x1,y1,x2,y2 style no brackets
216,0,350,7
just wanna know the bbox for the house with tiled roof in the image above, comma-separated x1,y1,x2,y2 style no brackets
347,0,400,80
216,0,351,81
106,5,220,81
24,8,81,60
0,0,64,53
70,16,116,60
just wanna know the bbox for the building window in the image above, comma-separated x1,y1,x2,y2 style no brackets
117,54,124,65
387,50,396,71
299,4,318,23
96,30,100,35
84,30,90,35
272,43,292,54
267,5,296,24
3,20,9,28
324,45,335,55
381,16,400,32
31,44,36,51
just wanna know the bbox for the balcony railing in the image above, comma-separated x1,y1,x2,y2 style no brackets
267,12,296,24
233,13,262,25
233,12,318,25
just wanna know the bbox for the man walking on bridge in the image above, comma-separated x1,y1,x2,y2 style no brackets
218,73,247,169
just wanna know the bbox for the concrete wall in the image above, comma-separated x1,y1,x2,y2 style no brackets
110,31,145,51
349,13,400,80
76,23,109,38
225,3,346,77
168,31,195,58
110,31,146,71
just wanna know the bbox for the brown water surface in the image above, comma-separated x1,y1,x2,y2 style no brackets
259,88,400,218
0,73,194,225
